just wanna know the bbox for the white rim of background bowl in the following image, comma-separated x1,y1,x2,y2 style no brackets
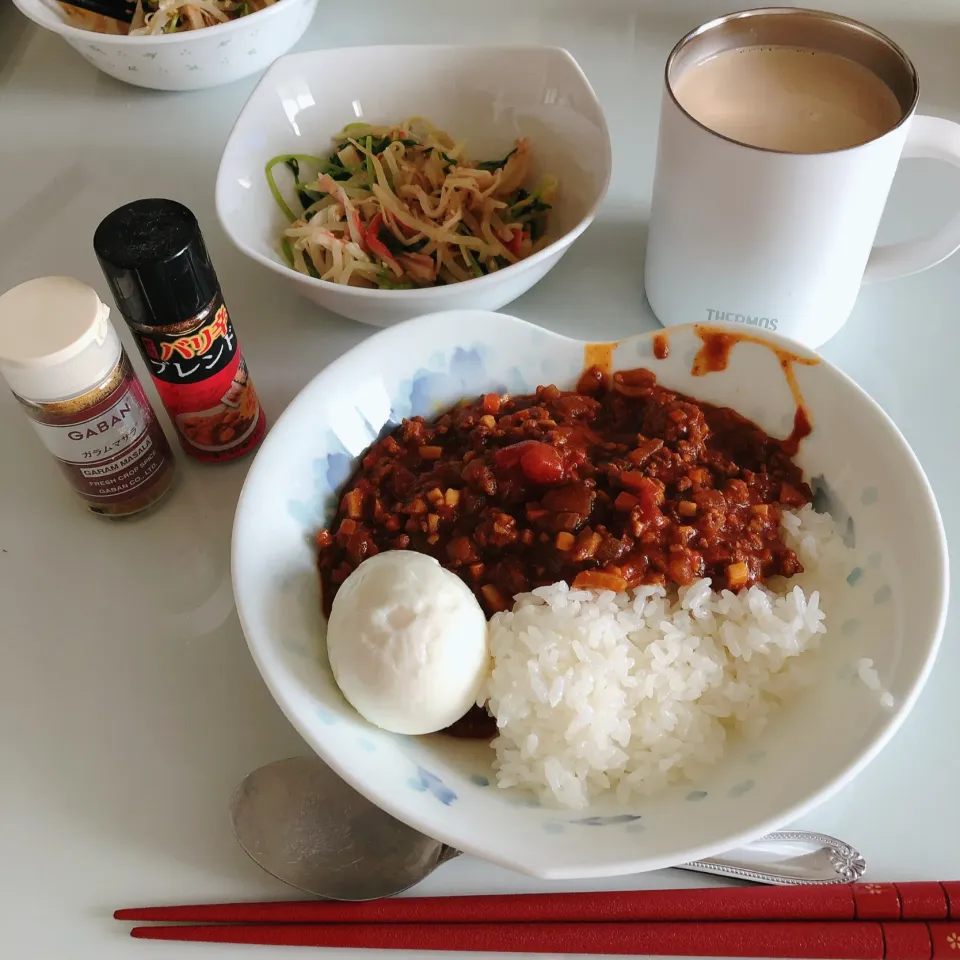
215,45,613,302
11,0,308,43
231,312,949,878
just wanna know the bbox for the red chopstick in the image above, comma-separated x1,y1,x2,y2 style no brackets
115,881,960,925
129,919,958,957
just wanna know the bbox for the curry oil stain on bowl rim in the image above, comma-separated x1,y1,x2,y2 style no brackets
231,311,949,879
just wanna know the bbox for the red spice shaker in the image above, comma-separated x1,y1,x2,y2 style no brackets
94,199,266,462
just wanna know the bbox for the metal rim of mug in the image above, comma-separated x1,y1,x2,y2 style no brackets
663,6,921,155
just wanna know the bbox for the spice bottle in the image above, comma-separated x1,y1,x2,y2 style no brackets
0,276,175,518
94,198,266,463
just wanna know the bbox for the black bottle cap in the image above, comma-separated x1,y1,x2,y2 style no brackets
93,198,220,329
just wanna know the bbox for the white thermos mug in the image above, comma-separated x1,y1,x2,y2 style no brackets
644,7,960,348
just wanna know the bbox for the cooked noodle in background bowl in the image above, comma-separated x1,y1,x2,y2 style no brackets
11,0,318,90
54,0,279,34
232,312,948,879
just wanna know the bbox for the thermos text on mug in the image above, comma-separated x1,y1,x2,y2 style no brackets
705,309,779,332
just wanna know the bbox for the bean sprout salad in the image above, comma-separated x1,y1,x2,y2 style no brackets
265,118,557,289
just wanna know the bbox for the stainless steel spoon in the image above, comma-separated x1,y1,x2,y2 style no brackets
230,757,865,901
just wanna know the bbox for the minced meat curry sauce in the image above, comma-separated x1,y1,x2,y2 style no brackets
316,328,817,737
318,357,813,609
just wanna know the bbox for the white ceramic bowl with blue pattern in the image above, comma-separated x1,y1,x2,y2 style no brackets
232,311,948,879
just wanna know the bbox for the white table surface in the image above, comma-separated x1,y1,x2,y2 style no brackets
2,1,959,956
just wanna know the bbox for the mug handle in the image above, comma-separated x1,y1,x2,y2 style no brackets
862,115,960,283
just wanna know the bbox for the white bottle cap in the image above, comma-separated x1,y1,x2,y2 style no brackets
0,276,122,403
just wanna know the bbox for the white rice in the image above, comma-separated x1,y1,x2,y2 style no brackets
482,503,855,809
856,657,896,709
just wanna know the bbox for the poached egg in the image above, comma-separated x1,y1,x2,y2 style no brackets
326,551,490,735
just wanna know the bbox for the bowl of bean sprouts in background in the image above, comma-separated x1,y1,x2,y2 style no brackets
11,0,318,90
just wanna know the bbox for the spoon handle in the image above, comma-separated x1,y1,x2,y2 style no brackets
442,830,864,886
677,831,866,885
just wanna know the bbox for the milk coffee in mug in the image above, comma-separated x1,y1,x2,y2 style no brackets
644,7,960,347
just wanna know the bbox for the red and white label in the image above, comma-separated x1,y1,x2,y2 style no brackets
31,384,151,465
27,374,174,506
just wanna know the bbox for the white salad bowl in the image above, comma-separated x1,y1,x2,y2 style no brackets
11,0,318,91
215,45,611,326
232,311,947,879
